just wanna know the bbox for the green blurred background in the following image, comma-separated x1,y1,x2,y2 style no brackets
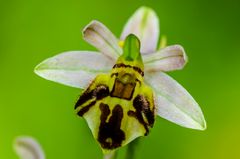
1,0,240,158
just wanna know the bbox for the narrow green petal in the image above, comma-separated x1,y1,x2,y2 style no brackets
83,20,122,60
34,51,114,89
143,45,188,72
14,136,45,159
122,34,141,61
145,72,206,130
104,151,117,159
121,6,159,54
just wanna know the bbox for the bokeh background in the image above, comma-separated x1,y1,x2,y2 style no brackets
1,0,240,158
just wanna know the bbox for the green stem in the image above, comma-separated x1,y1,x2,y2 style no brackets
125,138,140,159
103,138,141,159
103,151,118,159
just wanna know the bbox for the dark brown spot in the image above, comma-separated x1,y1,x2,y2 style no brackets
135,78,141,85
77,101,96,116
75,84,109,115
75,88,94,109
98,104,125,150
133,66,144,76
113,63,144,76
128,95,155,135
93,85,109,100
111,73,118,77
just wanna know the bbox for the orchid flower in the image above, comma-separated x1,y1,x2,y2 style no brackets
14,136,45,159
34,6,206,155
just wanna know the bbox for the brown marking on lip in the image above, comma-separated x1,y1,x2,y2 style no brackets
75,88,94,109
75,84,109,116
110,73,118,77
113,63,144,76
77,101,96,116
98,103,125,149
128,95,155,135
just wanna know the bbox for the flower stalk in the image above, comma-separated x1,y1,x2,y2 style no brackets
104,151,118,159
125,138,140,159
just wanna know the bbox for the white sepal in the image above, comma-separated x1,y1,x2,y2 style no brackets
120,6,159,54
145,72,206,130
34,51,114,89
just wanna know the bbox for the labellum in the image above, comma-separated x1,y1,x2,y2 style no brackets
75,34,155,153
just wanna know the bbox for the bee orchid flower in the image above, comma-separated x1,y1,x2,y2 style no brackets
34,6,206,155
